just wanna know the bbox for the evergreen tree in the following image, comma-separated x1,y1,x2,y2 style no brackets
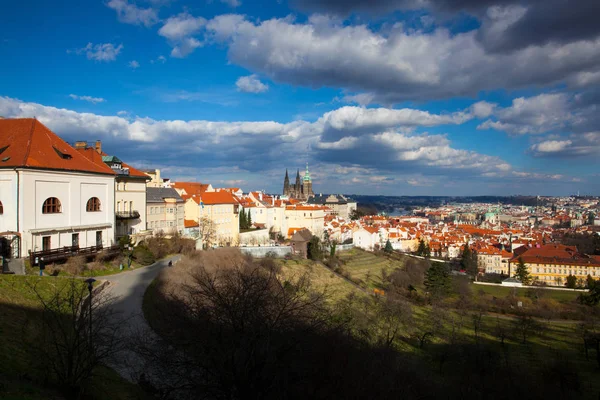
424,243,431,258
460,243,477,276
416,239,426,256
240,208,247,229
566,274,577,289
247,209,252,228
514,257,532,285
424,262,451,298
384,239,393,253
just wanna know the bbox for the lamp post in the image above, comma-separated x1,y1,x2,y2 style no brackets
84,278,96,346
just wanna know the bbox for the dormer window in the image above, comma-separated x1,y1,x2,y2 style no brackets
53,146,72,160
0,145,8,155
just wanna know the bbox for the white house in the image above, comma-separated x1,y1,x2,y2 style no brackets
352,226,380,251
0,119,116,260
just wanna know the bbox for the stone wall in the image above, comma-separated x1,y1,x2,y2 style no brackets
239,229,270,245
240,246,292,258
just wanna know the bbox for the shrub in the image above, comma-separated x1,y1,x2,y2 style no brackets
133,244,156,266
63,255,87,275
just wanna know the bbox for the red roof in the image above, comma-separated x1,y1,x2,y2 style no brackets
201,191,239,205
0,119,115,175
172,182,210,196
184,219,199,228
513,244,600,266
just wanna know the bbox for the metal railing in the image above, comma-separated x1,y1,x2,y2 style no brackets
29,244,120,266
116,210,141,219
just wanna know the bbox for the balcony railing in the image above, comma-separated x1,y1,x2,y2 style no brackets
29,244,120,266
116,210,141,219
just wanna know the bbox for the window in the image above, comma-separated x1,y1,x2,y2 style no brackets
72,233,79,247
0,200,3,214
96,231,102,246
86,197,101,212
42,197,61,214
42,236,51,251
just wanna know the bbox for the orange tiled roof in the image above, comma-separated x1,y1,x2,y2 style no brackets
201,191,239,205
513,244,600,266
0,119,115,175
184,219,199,228
172,182,210,196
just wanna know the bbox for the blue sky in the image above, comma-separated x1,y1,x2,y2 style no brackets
1,0,599,196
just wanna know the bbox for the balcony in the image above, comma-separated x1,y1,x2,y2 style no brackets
116,210,141,219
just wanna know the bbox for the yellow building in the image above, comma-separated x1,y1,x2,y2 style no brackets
284,204,326,238
198,191,241,246
509,244,600,286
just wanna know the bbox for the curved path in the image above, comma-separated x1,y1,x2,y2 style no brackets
102,256,180,382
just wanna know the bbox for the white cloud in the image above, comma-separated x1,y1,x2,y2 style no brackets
69,43,124,62
68,94,106,104
0,95,572,185
107,0,159,27
129,60,140,69
235,74,269,93
204,14,600,103
158,12,206,57
159,12,206,40
530,140,572,154
478,93,572,134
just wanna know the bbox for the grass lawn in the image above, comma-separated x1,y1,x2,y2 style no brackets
277,258,360,302
473,283,580,303
0,275,149,400
337,248,407,290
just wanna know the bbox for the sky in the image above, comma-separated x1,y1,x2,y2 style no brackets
1,0,599,196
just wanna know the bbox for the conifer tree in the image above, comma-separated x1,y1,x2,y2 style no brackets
384,239,393,253
240,208,247,229
247,209,252,228
424,262,451,298
417,239,426,256
514,257,532,285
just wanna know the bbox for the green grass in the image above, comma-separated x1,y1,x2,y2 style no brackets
337,248,407,290
473,283,580,303
0,275,149,400
277,258,360,302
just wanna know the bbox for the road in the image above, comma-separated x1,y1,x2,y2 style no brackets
101,256,180,382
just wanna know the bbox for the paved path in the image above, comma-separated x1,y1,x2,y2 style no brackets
102,256,180,382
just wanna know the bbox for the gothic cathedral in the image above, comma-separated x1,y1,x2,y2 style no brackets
283,163,314,200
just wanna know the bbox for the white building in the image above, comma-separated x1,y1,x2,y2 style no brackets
75,143,150,239
0,119,115,260
352,226,380,251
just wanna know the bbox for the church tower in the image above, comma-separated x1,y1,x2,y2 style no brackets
283,169,290,196
295,169,301,196
302,162,313,199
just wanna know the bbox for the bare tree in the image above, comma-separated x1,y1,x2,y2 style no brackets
198,216,217,249
24,278,125,399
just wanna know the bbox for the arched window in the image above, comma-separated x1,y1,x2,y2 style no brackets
0,200,3,214
86,197,101,212
42,197,61,214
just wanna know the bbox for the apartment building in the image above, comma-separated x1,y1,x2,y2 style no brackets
510,244,600,285
146,187,185,235
284,205,326,238
198,191,240,246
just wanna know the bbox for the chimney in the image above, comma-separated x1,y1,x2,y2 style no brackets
95,140,102,155
74,141,87,149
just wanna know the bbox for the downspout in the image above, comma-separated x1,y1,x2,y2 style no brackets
15,168,20,257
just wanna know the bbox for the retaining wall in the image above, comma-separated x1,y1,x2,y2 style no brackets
240,246,292,258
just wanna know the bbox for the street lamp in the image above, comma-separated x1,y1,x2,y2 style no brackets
85,278,96,346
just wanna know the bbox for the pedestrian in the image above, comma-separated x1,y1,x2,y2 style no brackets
168,260,173,267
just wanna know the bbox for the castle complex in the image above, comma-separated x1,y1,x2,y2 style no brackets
283,163,314,200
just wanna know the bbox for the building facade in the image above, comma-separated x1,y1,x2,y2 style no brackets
146,187,185,235
198,191,241,246
0,119,115,259
307,194,357,219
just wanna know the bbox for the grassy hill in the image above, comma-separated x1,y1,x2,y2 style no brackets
0,275,148,400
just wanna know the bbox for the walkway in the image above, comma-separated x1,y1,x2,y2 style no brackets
101,256,180,382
